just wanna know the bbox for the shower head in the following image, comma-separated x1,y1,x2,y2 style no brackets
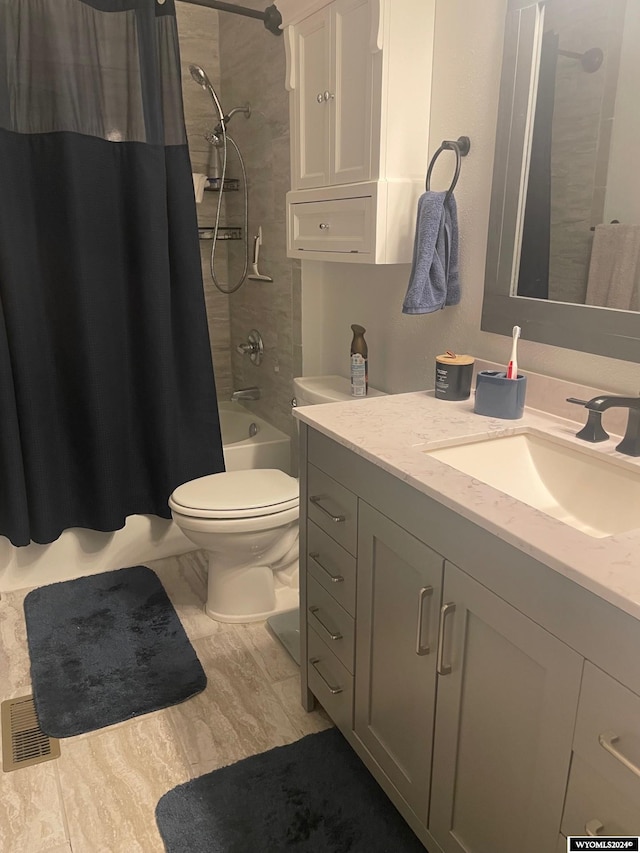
557,46,604,73
189,64,211,90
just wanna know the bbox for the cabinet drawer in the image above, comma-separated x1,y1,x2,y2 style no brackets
307,575,354,674
562,753,640,837
573,662,640,802
290,196,372,254
307,463,357,555
307,521,356,616
307,625,354,732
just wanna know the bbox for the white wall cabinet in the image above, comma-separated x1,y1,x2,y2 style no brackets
299,424,640,852
283,0,436,263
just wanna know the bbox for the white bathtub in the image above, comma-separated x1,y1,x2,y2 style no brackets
219,402,291,474
0,403,291,592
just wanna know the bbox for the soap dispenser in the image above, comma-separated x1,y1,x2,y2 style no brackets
350,325,368,397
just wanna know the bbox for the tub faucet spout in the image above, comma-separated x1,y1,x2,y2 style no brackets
231,387,260,401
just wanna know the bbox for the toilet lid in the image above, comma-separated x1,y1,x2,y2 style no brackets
170,469,299,519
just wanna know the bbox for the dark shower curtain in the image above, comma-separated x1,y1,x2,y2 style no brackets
517,30,559,300
0,0,225,547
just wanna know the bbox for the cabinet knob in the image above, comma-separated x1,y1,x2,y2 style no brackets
319,222,330,230
323,90,335,101
316,93,324,103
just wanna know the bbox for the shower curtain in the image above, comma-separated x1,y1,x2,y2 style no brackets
0,0,225,547
517,30,559,301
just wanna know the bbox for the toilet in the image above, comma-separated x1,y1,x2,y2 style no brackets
169,375,385,623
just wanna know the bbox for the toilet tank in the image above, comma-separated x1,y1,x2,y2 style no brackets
292,375,386,407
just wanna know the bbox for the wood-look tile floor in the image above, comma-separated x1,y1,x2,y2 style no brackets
0,552,331,853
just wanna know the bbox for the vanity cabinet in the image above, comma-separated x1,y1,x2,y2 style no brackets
355,501,443,824
429,562,582,853
283,0,435,263
299,425,594,851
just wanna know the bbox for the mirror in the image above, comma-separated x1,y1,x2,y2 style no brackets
481,0,640,363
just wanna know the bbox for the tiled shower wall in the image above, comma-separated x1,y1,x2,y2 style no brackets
176,1,301,439
220,4,302,440
546,0,626,304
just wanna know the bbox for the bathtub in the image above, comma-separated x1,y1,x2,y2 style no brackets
0,403,291,592
219,402,291,474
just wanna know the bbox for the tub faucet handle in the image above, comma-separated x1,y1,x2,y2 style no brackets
235,329,264,366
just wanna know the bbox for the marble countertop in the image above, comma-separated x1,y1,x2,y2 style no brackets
294,391,640,622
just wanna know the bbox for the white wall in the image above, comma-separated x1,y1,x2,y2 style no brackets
302,0,640,395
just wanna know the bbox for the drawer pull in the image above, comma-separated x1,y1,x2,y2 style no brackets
585,819,604,837
598,730,640,778
309,495,345,523
323,91,335,101
416,585,434,656
309,657,343,694
309,552,344,583
308,605,342,641
319,222,330,230
437,602,456,675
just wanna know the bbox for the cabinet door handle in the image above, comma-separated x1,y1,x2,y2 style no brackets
598,731,640,778
415,586,433,656
323,90,335,101
309,495,345,523
318,222,330,230
316,92,324,103
437,602,456,675
308,605,342,641
585,819,604,837
309,657,343,694
309,552,344,583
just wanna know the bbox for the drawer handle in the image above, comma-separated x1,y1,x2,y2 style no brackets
585,819,604,837
309,656,343,694
416,585,434,656
309,495,345,523
318,222,330,230
309,552,344,583
309,605,342,641
598,730,640,778
323,90,335,101
437,602,456,675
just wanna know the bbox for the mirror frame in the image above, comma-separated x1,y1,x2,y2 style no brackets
481,0,640,363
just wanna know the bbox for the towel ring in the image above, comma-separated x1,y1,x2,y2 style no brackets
425,136,471,202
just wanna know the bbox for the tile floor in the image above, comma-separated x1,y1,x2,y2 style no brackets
0,552,331,852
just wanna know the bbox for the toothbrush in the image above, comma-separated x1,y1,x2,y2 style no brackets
506,325,521,379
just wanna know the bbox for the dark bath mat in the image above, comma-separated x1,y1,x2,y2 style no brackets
155,728,427,852
23,565,206,738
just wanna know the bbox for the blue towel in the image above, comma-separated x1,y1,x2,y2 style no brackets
402,191,460,314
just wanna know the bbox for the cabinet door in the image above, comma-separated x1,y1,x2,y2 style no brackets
331,0,374,185
293,7,332,189
355,501,443,826
430,562,583,853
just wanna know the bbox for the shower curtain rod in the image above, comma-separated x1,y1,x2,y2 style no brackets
182,1,282,35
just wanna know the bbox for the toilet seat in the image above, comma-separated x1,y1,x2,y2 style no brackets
169,469,299,520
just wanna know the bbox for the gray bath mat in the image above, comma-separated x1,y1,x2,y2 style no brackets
24,565,206,738
155,728,426,852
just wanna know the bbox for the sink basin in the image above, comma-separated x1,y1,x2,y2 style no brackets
425,433,640,538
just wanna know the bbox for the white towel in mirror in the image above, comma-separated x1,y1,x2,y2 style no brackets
585,224,640,311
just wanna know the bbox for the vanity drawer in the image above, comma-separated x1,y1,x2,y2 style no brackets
289,196,372,255
307,521,356,616
307,463,357,555
307,575,354,674
307,625,354,732
573,662,640,803
561,753,640,837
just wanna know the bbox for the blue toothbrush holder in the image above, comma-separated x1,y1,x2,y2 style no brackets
474,371,527,420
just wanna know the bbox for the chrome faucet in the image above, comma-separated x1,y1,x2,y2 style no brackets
567,395,640,456
231,387,260,402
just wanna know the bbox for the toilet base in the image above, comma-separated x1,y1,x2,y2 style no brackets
205,583,299,624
